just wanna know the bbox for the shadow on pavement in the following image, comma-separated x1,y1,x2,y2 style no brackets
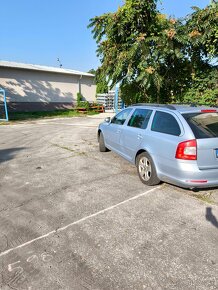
206,207,218,229
0,148,26,163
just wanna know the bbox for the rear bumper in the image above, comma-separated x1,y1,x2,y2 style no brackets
157,158,218,189
162,176,218,189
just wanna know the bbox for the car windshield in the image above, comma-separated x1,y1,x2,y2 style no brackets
183,112,218,139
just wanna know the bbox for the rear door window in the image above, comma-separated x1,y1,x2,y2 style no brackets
182,112,218,139
151,111,181,136
128,109,152,129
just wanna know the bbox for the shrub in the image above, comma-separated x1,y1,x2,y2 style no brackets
76,93,90,110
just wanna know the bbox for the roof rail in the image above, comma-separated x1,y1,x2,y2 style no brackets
131,103,177,110
170,103,198,107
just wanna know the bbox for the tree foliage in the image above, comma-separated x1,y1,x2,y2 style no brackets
88,68,108,93
89,0,218,105
185,1,218,58
183,66,218,105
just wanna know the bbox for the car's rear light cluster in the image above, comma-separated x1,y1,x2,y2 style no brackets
175,139,197,160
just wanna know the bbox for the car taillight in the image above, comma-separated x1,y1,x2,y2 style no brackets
175,139,197,160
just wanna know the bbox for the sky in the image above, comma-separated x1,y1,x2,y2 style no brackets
1,0,210,73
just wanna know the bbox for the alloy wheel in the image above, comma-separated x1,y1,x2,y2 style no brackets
138,157,152,181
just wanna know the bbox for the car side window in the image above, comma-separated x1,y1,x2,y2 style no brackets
151,111,181,136
128,109,152,129
111,108,132,125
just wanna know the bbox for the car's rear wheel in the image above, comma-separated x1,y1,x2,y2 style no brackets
136,152,160,186
99,132,109,152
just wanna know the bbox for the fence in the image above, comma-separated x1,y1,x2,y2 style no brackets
96,91,123,111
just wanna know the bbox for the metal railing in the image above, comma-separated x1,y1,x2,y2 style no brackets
0,88,9,121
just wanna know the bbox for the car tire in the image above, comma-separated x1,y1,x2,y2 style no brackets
99,132,109,152
136,152,160,186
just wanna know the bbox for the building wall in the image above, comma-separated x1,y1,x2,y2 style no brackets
79,76,97,103
0,67,96,111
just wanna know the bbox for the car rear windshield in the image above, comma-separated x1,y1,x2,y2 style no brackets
183,112,218,139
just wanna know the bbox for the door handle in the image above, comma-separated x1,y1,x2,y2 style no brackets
116,130,121,134
137,134,143,139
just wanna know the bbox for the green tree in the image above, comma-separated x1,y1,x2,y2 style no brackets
182,66,218,105
89,0,160,102
89,0,191,103
180,2,218,105
88,68,108,93
185,1,218,58
88,68,96,75
89,0,218,105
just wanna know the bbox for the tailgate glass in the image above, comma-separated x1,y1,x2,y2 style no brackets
182,112,218,139
183,112,218,169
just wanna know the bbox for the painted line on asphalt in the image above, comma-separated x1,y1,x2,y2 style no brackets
0,186,161,258
38,122,97,127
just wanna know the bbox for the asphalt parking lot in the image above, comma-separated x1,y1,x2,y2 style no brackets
0,114,218,290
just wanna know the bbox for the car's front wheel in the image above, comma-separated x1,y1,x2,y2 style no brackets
136,152,160,186
99,132,109,152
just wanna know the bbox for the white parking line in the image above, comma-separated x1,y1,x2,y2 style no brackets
38,122,97,127
0,187,160,258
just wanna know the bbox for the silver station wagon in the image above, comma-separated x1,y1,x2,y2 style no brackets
98,104,218,189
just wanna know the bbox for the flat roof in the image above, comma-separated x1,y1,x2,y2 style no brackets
0,60,94,77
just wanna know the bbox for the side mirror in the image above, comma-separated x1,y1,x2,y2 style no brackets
104,117,111,123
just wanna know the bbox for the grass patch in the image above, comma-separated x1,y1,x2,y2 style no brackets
77,151,87,156
0,121,12,125
5,109,99,122
52,143,87,156
191,192,215,204
52,144,75,152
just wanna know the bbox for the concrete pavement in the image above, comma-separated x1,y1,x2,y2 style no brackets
0,114,217,289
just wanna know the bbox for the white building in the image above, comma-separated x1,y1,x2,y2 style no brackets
0,61,96,111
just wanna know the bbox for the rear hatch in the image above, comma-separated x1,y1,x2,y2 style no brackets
183,111,218,170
